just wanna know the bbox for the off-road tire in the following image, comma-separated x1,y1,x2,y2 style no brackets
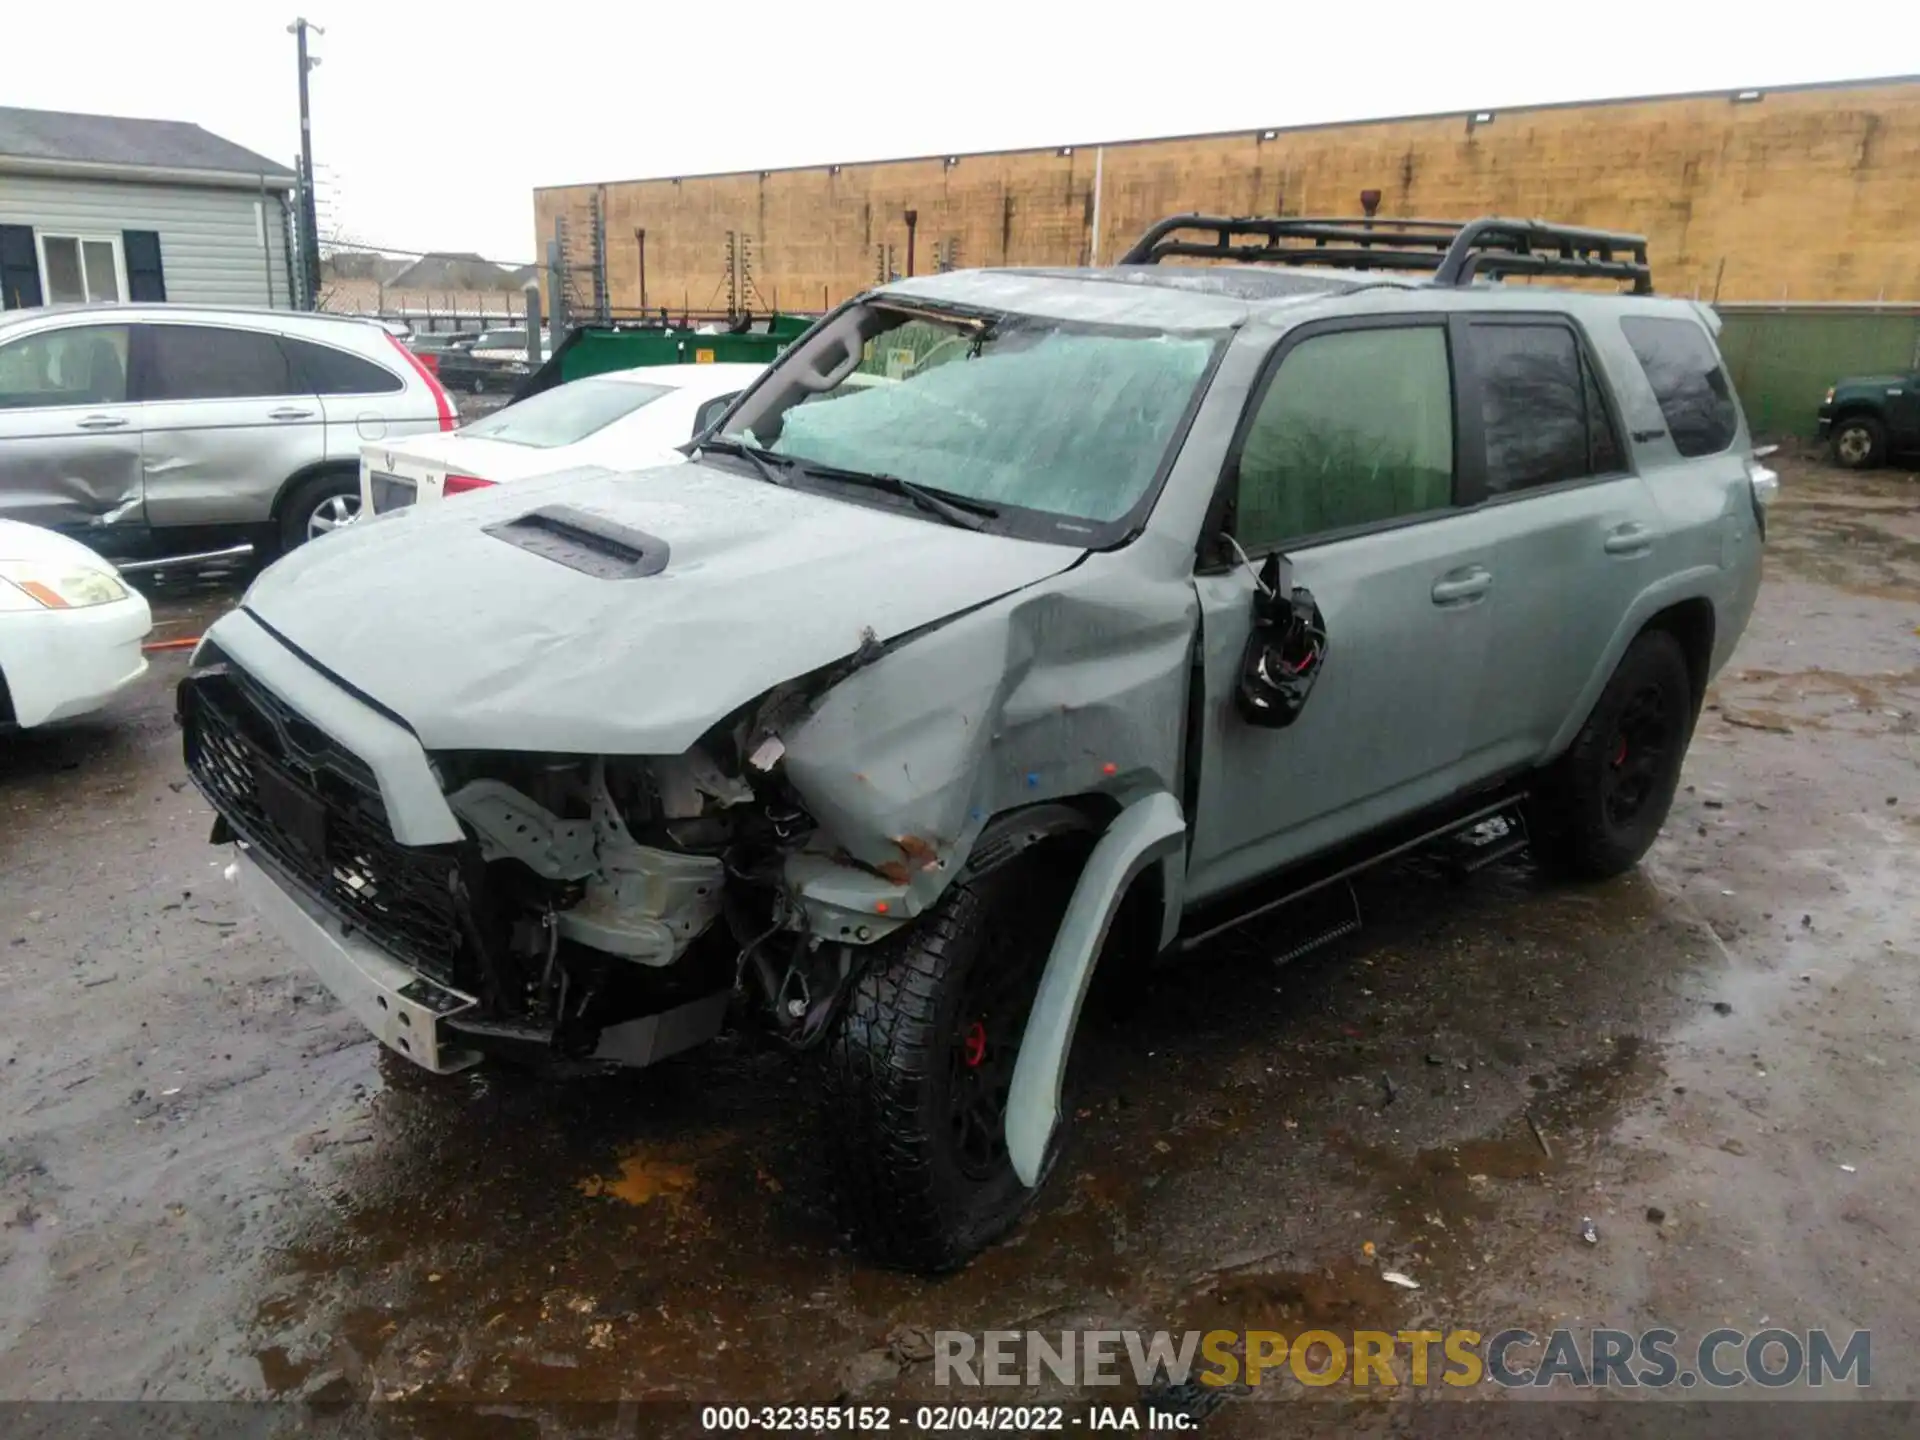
1831,414,1885,470
278,471,361,551
1529,629,1694,881
821,849,1080,1273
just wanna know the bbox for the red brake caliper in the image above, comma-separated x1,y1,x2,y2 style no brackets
962,1021,987,1069
1613,736,1629,767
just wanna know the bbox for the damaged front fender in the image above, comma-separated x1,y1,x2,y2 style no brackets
779,547,1198,933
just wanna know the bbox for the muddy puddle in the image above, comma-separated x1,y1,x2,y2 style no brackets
234,849,1699,1409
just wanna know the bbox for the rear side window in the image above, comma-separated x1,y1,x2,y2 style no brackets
1472,321,1626,495
1620,316,1738,458
139,324,291,401
1234,326,1455,549
461,377,673,448
285,337,403,395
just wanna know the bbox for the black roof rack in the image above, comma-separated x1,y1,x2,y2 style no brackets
1117,214,1653,294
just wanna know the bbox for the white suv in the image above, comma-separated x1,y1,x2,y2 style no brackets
0,304,457,563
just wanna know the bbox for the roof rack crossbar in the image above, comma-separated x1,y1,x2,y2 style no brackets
1433,217,1652,293
1139,242,1470,272
1119,212,1654,293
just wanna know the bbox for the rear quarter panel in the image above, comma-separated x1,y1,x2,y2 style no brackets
1545,306,1761,754
323,404,440,464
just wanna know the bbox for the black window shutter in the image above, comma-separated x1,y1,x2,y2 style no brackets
0,225,43,309
123,230,166,302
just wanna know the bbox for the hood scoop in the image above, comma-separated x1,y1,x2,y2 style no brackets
483,505,670,579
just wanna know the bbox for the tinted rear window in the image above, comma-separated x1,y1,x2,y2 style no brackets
1473,321,1626,494
1620,316,1738,458
1475,323,1587,494
286,337,403,395
461,377,672,447
139,324,291,400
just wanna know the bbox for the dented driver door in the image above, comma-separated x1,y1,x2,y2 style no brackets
0,320,146,532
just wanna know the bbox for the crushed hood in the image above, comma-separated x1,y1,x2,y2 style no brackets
226,462,1080,754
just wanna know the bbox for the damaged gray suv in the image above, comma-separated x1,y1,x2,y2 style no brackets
180,214,1769,1271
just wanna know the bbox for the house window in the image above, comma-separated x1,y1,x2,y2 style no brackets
38,234,126,305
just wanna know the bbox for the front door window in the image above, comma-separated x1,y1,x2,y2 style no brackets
1234,325,1455,550
0,326,131,409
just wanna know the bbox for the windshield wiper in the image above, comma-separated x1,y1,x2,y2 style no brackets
698,436,789,487
788,460,1001,531
702,438,999,531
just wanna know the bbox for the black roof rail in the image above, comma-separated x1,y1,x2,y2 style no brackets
1117,213,1653,294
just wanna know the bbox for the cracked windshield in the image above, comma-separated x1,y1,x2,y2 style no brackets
724,309,1220,526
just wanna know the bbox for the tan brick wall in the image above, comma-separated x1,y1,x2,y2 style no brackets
534,79,1920,312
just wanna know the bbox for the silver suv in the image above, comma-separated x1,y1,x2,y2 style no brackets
179,215,1769,1272
0,304,455,561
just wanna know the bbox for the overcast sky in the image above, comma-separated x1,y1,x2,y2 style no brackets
12,2,1917,264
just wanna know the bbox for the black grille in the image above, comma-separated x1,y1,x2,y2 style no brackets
180,666,470,988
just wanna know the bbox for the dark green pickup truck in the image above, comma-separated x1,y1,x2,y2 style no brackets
1818,371,1920,468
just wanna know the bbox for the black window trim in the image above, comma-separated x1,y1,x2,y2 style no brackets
129,320,305,406
1452,311,1635,510
1201,311,1474,565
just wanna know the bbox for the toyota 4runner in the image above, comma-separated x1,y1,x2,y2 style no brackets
179,214,1770,1272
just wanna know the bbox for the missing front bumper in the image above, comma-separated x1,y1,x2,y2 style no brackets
231,847,482,1073
231,845,733,1073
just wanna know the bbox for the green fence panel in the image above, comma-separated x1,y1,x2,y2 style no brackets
1715,307,1920,439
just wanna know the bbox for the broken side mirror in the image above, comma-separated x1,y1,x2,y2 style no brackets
1235,551,1328,728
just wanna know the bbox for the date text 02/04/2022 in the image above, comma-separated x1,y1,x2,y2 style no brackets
698,1403,1186,1431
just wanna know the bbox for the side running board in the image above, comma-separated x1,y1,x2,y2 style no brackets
1179,788,1531,952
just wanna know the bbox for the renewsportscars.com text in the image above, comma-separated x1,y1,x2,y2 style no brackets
934,1327,1870,1389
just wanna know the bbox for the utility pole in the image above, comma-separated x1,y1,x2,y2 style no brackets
288,18,325,309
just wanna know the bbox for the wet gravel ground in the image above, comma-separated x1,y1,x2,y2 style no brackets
1,453,1917,1430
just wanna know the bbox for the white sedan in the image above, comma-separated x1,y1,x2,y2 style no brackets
0,521,151,729
359,362,765,516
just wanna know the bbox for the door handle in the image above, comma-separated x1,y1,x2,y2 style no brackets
1603,522,1653,556
76,414,128,430
269,407,315,420
1430,567,1493,605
